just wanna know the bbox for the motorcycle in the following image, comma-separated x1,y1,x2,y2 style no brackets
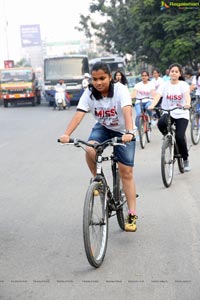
54,86,67,110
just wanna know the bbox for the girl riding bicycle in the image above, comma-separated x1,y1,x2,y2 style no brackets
59,62,138,232
131,70,156,128
148,63,191,172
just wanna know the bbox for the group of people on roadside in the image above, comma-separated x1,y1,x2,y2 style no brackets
59,61,199,233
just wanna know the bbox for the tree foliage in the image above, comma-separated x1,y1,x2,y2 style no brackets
78,0,200,71
15,58,31,67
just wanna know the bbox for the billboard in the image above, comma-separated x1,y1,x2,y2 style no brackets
20,24,41,47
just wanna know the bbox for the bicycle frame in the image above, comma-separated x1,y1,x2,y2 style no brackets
139,99,150,127
165,111,175,141
93,148,118,216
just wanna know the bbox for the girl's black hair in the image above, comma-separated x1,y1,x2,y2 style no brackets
152,69,160,74
88,61,114,100
113,70,128,85
141,70,149,76
168,63,185,81
184,67,193,76
141,70,150,81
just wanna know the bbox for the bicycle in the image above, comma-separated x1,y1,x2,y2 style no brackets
190,96,200,145
135,97,152,149
58,136,136,268
158,107,185,188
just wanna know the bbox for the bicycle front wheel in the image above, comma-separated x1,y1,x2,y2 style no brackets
115,169,128,230
191,113,200,145
146,117,151,143
138,117,146,149
83,181,108,268
161,137,174,187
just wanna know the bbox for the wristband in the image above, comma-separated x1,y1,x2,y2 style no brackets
125,130,135,136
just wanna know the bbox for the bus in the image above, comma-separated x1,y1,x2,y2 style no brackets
89,56,126,76
44,55,89,106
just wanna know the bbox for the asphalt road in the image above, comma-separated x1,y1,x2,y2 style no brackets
0,102,200,300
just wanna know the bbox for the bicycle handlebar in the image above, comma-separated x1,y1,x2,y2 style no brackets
57,136,135,149
135,97,153,101
153,106,188,112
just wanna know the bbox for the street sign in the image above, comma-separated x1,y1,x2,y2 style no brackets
4,60,14,68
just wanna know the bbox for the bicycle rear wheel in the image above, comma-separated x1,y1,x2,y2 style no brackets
161,137,174,187
83,181,108,268
115,168,128,230
190,113,200,145
174,142,184,173
138,117,146,149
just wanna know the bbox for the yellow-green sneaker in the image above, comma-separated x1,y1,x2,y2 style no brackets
125,214,138,232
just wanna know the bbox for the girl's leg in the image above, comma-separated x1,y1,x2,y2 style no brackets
145,101,152,119
174,118,189,161
85,144,97,176
135,103,141,128
118,163,136,213
157,114,169,135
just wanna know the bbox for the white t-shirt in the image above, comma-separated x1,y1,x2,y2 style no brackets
192,76,200,96
151,77,164,91
77,82,132,133
157,81,190,119
134,81,155,104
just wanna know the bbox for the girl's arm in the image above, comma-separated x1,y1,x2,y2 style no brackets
190,83,195,93
122,105,137,142
59,110,86,143
131,88,137,99
151,88,156,98
184,90,191,109
148,93,162,110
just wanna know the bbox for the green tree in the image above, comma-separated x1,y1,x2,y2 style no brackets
15,58,31,67
78,0,200,71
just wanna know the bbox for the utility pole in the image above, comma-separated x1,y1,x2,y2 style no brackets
0,0,10,61
5,20,10,59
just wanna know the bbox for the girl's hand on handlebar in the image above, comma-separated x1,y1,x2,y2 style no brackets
59,134,70,143
122,133,135,143
183,104,190,110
